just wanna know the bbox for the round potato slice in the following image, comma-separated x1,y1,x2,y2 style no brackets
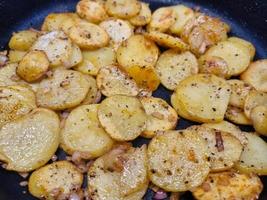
81,75,101,105
0,85,36,128
36,69,90,110
69,21,109,49
0,108,60,172
140,97,178,138
192,171,263,200
0,63,25,86
64,43,83,68
96,65,139,97
61,104,114,159
98,95,147,141
29,161,83,199
60,14,82,35
76,0,108,23
148,130,210,192
8,50,27,63
17,50,49,82
105,0,141,19
8,30,39,51
129,3,151,26
241,60,267,92
227,79,253,108
187,126,242,172
244,90,267,118
155,50,198,90
228,37,255,61
250,105,267,136
225,105,252,125
171,74,231,123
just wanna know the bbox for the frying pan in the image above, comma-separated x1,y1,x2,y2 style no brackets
0,0,267,199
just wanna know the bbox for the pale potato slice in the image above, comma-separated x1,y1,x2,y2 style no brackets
225,105,252,125
0,63,25,86
69,21,109,49
60,104,114,159
129,3,151,26
96,65,139,97
228,37,255,60
188,126,242,172
8,50,27,63
98,95,147,141
148,7,176,32
250,105,267,136
117,35,159,69
36,69,90,110
17,50,49,82
75,46,116,76
148,130,210,192
227,79,253,108
235,133,267,175
204,40,251,76
8,30,39,51
0,85,36,127
171,74,231,123
31,31,73,67
64,43,83,68
105,0,141,19
192,172,263,200
155,50,198,90
76,0,108,23
241,60,267,92
169,5,195,35
81,75,101,105
140,97,178,138
29,161,83,199
244,90,267,118
145,31,189,51
202,121,247,146
0,108,60,172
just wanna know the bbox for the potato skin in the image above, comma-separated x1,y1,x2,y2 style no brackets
9,30,38,51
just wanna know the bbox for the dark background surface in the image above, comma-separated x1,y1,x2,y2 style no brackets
0,0,267,199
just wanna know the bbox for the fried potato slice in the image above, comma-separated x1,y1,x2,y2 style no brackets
75,46,116,76
105,0,141,19
31,31,73,67
155,50,198,90
76,0,108,23
36,69,90,110
8,30,39,51
0,108,60,172
17,50,49,82
81,75,101,105
241,60,267,92
228,37,255,61
69,21,109,49
188,126,242,172
192,171,263,200
60,13,82,35
64,43,83,68
8,50,27,63
235,133,267,175
129,3,151,26
148,130,210,192
225,105,252,125
244,90,267,118
0,63,25,86
96,65,139,97
60,104,114,159
145,31,189,51
29,161,83,199
140,97,178,138
171,74,231,123
98,95,147,141
250,105,267,136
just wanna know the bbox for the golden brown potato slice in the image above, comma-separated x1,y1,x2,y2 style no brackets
76,0,108,23
29,161,83,199
228,37,255,61
188,126,242,172
155,50,198,90
36,69,90,110
69,20,109,49
171,74,231,123
96,65,139,97
235,133,267,175
8,30,39,51
60,104,114,159
75,46,116,76
81,75,101,105
250,105,267,136
192,171,263,200
225,105,252,125
0,108,60,172
60,13,82,35
8,50,27,63
0,63,25,86
241,60,267,92
98,95,147,141
17,50,49,82
64,43,83,68
244,90,267,118
148,130,210,192
129,3,151,26
105,0,141,19
140,97,178,138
